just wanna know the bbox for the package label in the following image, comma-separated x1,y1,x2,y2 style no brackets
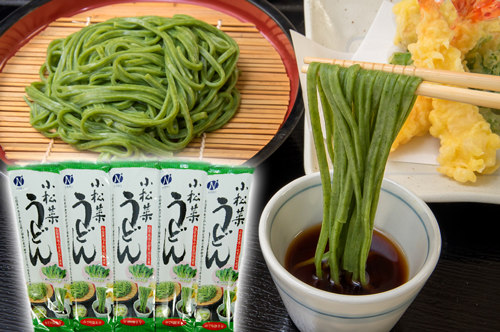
110,166,159,332
60,166,113,331
196,170,253,332
9,167,73,331
157,166,207,331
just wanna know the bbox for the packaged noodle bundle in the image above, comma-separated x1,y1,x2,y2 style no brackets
59,162,113,331
156,161,209,332
196,166,254,332
7,164,73,331
109,161,159,331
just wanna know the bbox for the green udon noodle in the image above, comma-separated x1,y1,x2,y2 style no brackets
25,15,241,159
307,62,421,285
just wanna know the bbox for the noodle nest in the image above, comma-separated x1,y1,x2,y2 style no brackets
25,15,241,159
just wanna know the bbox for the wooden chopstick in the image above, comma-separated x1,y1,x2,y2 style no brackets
303,57,500,92
301,57,500,109
415,84,500,109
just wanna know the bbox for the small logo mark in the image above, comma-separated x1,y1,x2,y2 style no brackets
161,174,172,186
207,180,219,191
112,173,123,184
13,176,24,187
63,174,74,185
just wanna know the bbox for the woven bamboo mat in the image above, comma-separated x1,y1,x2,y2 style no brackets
0,2,291,165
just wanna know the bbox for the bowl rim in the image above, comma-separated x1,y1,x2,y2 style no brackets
259,171,441,306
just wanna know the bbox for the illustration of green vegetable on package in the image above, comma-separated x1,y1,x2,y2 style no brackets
110,161,160,332
8,164,73,331
196,166,254,332
60,162,113,331
7,160,254,332
156,161,208,332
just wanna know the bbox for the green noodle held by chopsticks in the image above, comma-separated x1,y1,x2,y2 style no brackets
25,15,241,159
307,62,421,285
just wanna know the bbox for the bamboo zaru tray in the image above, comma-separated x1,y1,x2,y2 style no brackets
0,1,300,165
113,281,138,302
155,282,181,303
196,285,223,307
28,282,54,304
70,282,96,303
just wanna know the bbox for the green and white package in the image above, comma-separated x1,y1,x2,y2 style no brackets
196,166,254,332
59,162,113,331
156,161,209,332
8,164,74,331
110,161,159,332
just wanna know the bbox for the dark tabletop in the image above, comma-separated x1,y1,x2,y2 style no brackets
1,1,500,331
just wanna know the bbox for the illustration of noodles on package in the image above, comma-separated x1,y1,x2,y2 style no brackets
59,162,113,331
110,162,160,332
8,164,73,331
196,166,254,332
7,161,254,332
156,161,209,331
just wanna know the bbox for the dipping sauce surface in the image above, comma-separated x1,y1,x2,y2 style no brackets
285,223,409,295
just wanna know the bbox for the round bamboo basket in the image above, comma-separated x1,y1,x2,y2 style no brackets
155,282,181,303
197,285,223,307
113,281,137,302
0,1,297,166
28,282,54,304
71,281,96,303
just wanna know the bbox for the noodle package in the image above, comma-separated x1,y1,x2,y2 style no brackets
7,160,254,332
59,162,113,331
8,164,73,331
155,161,209,331
196,166,254,332
110,161,160,332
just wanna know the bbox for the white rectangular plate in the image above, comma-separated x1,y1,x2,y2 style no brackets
302,0,500,204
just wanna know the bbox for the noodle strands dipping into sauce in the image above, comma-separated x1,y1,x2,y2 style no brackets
305,62,421,287
285,223,408,295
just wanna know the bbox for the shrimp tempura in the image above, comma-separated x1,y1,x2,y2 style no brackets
412,0,500,182
451,0,500,55
392,0,458,151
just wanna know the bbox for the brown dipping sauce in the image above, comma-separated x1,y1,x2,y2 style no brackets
285,223,408,295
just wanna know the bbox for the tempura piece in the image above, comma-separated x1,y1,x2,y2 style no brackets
392,0,459,151
393,0,421,48
411,0,500,182
393,0,458,49
430,99,500,182
391,0,463,151
392,0,500,182
481,17,500,50
451,0,500,56
391,96,433,151
409,0,462,70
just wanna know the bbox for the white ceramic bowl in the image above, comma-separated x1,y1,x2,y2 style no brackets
133,299,153,318
92,299,111,318
259,172,441,332
216,303,234,322
51,301,71,319
175,299,195,319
